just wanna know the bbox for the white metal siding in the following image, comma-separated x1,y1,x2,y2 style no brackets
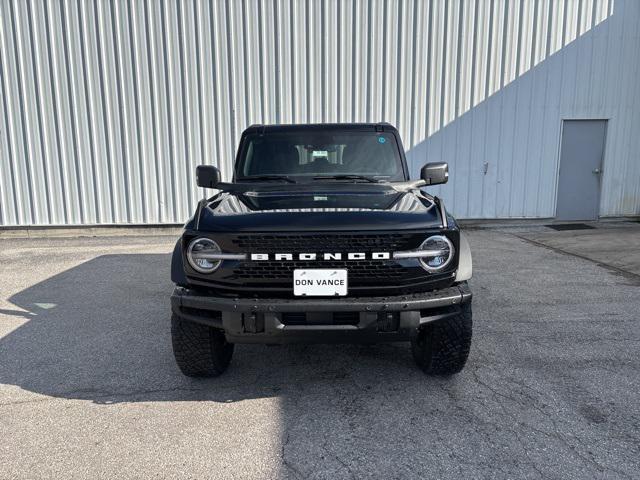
0,0,638,226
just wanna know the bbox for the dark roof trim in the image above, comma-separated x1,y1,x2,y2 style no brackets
241,122,399,135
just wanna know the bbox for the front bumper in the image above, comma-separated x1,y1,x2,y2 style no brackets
171,283,472,344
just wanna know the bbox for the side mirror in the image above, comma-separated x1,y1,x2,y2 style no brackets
420,162,449,185
196,165,221,188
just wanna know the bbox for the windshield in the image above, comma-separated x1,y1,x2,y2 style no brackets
235,130,405,182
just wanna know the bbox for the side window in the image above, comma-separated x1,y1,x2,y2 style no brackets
242,142,254,176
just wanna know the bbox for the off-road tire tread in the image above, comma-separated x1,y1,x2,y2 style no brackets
412,303,472,375
171,314,234,377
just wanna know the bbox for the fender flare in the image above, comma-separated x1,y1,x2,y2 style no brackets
455,232,472,282
171,239,188,286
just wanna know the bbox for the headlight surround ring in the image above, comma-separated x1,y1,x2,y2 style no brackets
418,235,455,272
187,238,223,273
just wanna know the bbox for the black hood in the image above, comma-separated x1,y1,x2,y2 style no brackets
190,183,444,232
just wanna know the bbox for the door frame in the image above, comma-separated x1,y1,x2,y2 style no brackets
553,117,609,220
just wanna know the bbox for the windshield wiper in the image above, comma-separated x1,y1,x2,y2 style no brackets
312,174,379,183
237,175,297,183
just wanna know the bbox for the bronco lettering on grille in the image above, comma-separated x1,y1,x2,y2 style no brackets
250,252,391,261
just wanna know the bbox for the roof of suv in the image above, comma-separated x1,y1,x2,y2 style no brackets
242,123,399,135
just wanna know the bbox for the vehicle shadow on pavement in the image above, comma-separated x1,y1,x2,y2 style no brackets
0,253,431,406
0,253,487,477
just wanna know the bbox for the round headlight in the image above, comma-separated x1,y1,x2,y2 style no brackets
419,235,454,272
187,238,222,273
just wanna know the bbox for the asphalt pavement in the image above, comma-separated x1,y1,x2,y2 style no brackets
1,224,639,479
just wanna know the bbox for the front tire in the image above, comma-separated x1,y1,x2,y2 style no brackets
411,302,472,375
171,314,234,377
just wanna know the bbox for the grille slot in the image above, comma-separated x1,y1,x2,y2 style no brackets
332,312,360,325
281,311,360,326
281,312,306,325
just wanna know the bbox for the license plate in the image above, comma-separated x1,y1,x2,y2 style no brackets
293,269,348,296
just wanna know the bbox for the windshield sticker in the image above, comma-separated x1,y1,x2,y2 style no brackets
378,137,386,144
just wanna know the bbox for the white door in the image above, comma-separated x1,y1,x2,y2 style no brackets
556,120,607,221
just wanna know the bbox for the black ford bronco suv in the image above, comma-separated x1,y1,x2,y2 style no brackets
171,123,472,377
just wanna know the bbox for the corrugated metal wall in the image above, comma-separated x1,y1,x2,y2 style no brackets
1,0,638,226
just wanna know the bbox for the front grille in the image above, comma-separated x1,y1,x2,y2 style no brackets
231,232,421,253
191,231,457,296
228,232,429,286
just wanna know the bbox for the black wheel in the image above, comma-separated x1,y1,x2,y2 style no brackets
171,314,234,377
411,302,472,375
